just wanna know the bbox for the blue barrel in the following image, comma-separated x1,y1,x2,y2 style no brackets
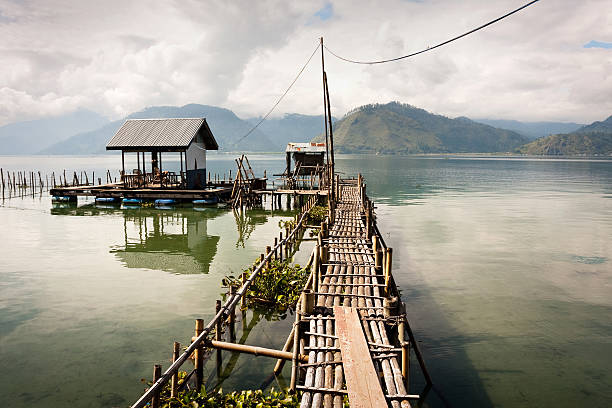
95,197,119,203
52,196,76,202
155,199,176,205
122,198,142,204
193,196,219,206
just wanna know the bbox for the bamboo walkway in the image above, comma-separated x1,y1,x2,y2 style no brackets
294,179,416,408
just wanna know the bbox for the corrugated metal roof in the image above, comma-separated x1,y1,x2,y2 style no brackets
286,142,326,153
106,118,218,151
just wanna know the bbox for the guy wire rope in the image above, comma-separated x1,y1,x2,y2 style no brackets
232,42,321,146
323,0,541,65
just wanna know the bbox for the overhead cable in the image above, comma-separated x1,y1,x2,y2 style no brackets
324,0,541,65
232,42,320,146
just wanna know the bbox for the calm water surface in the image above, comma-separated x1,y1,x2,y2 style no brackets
1,154,611,408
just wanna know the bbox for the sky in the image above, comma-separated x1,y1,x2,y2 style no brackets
0,0,611,126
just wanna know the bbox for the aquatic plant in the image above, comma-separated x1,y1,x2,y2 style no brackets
306,204,327,224
144,372,300,407
223,259,309,313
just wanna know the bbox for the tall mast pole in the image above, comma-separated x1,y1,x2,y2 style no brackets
320,38,330,186
324,72,335,192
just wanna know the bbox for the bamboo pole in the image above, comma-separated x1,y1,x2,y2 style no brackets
215,300,222,364
228,286,236,341
384,247,392,293
273,325,295,375
208,340,307,362
194,319,204,389
151,364,161,408
171,342,180,398
290,310,301,392
401,303,432,386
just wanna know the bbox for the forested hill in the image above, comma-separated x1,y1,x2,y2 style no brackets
317,102,529,154
517,115,612,156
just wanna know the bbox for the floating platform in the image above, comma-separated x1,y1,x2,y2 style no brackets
49,183,233,203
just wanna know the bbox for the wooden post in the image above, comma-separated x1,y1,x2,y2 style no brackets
313,243,320,293
399,316,410,389
151,364,161,408
279,232,284,261
365,204,371,238
240,273,247,308
274,238,278,259
228,286,236,341
373,235,381,274
385,248,392,292
290,310,301,392
215,300,222,365
401,303,432,386
171,342,180,398
266,246,271,268
300,289,315,315
194,319,204,389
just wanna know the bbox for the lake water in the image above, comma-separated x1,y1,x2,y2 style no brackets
1,154,611,408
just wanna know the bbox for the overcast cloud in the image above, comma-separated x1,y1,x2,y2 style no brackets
0,0,610,126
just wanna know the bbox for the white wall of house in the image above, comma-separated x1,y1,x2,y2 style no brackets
185,142,206,170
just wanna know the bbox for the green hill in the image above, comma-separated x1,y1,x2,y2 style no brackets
317,102,529,154
517,116,612,156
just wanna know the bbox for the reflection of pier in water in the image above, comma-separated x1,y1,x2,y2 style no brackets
233,206,296,248
111,209,224,274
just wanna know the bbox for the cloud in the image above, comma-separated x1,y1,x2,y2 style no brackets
0,0,611,126
584,40,612,49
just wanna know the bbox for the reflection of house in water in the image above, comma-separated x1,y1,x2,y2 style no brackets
111,209,222,274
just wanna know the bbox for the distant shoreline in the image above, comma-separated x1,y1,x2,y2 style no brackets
1,151,612,161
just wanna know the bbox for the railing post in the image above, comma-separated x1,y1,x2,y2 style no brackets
194,319,204,390
384,248,393,294
151,364,161,408
300,289,314,315
240,272,247,308
290,310,301,392
171,342,180,398
398,317,410,389
215,300,223,368
373,235,381,274
365,202,371,238
229,286,236,341
313,244,320,293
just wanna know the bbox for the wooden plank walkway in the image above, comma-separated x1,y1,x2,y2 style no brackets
334,306,388,408
297,180,411,408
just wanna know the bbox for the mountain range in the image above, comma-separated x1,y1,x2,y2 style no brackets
0,110,109,155
0,102,609,156
517,116,612,155
472,119,584,140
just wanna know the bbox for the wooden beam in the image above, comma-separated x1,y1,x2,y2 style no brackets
207,340,308,363
334,305,388,408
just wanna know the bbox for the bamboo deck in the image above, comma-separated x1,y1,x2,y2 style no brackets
296,180,412,408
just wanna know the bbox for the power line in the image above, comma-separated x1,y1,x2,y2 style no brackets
232,42,320,146
324,0,541,65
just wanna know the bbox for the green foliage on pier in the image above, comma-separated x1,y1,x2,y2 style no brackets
306,204,327,225
223,259,309,314
145,372,300,407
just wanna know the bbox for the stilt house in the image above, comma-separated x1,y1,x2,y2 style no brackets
106,118,218,189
